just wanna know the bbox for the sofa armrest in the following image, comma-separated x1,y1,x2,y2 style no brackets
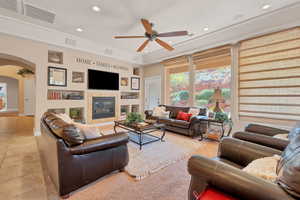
218,137,282,167
188,155,294,200
245,124,289,136
233,131,289,151
145,110,153,118
69,133,129,155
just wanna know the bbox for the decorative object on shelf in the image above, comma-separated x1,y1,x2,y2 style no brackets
47,90,84,100
131,77,140,90
120,105,130,117
47,108,65,114
133,67,140,76
208,111,215,119
131,105,139,113
72,72,84,83
125,112,143,125
121,77,128,86
48,51,63,64
0,83,7,111
17,68,34,77
210,87,225,113
120,92,139,99
69,107,84,123
48,66,67,87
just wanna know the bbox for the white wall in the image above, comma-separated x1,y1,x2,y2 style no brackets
0,76,18,111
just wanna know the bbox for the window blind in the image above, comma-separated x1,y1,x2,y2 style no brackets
238,27,300,123
162,55,189,73
192,45,231,70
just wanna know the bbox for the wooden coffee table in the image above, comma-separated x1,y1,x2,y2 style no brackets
114,120,166,150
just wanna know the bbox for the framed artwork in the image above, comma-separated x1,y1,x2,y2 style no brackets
121,77,128,86
131,77,140,90
72,72,84,83
0,83,7,112
48,67,67,87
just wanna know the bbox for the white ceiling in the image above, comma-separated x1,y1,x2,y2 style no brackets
0,0,300,63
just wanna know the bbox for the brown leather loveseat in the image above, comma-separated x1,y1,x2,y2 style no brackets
145,105,207,137
37,112,129,197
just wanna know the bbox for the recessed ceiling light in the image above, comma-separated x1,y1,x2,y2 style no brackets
262,4,271,10
76,28,83,32
92,5,101,12
203,27,209,31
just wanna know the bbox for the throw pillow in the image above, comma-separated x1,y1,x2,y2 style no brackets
243,155,281,182
196,188,238,200
273,134,289,140
152,106,166,117
188,108,200,117
55,113,74,124
73,123,103,140
160,111,170,119
176,111,193,122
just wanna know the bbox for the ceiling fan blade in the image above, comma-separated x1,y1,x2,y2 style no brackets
137,39,150,52
114,36,146,39
157,31,188,37
141,19,153,34
155,39,174,51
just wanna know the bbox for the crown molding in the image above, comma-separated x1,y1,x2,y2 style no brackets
142,2,300,64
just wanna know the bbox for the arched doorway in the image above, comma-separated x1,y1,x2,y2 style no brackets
0,54,36,134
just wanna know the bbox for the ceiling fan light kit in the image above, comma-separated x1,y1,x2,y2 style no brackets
114,18,189,52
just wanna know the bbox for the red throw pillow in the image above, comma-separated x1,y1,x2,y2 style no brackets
195,188,238,200
176,111,193,122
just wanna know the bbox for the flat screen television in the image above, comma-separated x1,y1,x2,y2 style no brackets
88,69,119,90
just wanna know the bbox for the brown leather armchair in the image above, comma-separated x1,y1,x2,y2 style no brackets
233,123,290,151
37,113,129,197
188,138,297,200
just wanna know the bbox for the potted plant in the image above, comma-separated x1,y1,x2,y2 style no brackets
125,112,143,126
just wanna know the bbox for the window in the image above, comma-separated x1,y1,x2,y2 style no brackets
239,27,300,124
169,72,190,106
195,66,231,112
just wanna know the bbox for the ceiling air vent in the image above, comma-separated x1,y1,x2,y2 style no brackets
104,48,113,55
65,38,77,47
24,4,55,24
0,0,18,12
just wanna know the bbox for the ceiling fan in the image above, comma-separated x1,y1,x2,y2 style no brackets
114,19,189,52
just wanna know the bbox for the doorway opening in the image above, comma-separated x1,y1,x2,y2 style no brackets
0,54,36,134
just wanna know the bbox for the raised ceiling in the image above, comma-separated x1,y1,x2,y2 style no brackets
0,0,300,63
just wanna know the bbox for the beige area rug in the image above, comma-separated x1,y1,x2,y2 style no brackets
103,130,201,180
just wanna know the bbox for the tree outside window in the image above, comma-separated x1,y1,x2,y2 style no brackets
169,72,190,106
194,67,231,113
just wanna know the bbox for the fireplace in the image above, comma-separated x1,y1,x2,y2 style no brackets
92,97,115,119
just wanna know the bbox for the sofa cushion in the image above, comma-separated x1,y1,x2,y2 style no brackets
74,122,103,140
277,131,300,198
242,155,280,182
159,118,190,129
43,112,85,146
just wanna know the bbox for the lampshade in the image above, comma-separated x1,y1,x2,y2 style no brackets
210,87,225,103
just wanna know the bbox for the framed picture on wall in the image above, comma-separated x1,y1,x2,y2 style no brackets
48,66,67,87
72,72,84,83
121,77,128,86
131,77,140,90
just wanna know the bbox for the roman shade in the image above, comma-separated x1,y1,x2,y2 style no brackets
192,45,232,70
162,55,189,73
238,27,300,124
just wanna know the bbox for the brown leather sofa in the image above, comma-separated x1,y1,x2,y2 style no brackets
145,105,207,137
233,123,291,151
37,112,129,197
188,136,300,200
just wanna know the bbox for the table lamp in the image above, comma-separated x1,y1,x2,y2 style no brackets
210,87,225,113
